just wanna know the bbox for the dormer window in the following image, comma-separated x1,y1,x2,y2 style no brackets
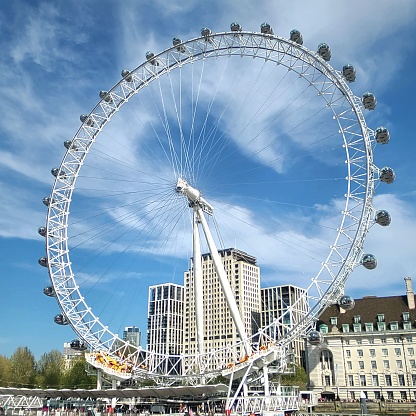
365,323,374,332
342,324,350,333
390,321,399,331
354,315,361,324
377,314,385,322
377,322,386,331
319,324,328,334
330,317,338,326
403,312,410,322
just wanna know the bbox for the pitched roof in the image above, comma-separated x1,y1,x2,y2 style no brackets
318,294,416,327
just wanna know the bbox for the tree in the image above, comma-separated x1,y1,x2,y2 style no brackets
0,355,12,386
61,357,96,389
9,347,36,387
280,364,308,390
36,350,63,388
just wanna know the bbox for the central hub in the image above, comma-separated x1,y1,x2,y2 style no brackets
175,177,213,215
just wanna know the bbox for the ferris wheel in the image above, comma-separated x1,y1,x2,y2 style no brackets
39,23,394,383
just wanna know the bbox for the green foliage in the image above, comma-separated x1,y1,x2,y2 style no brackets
0,354,12,386
36,350,64,388
280,364,308,390
10,347,36,387
61,357,96,389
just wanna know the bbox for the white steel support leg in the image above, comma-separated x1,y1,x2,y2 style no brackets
263,365,270,396
197,207,251,356
193,209,205,358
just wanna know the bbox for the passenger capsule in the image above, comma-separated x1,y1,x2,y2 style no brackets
38,226,46,237
145,51,158,66
290,29,303,45
362,253,377,270
375,209,391,226
121,69,133,82
201,27,212,39
317,43,331,61
42,197,52,206
64,140,78,151
339,295,355,310
70,339,87,351
43,286,55,297
230,22,242,32
99,90,113,103
379,166,395,184
342,64,356,82
260,22,273,35
308,330,323,345
375,126,390,145
54,314,69,325
80,114,94,127
362,92,376,110
51,168,66,178
172,37,185,53
38,257,48,267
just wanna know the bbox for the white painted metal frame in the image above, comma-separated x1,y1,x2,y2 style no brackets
44,30,379,381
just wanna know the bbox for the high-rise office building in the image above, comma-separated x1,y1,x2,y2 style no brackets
261,284,309,366
182,248,261,364
146,283,184,356
122,326,141,347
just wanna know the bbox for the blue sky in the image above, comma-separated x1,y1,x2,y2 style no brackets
1,0,416,359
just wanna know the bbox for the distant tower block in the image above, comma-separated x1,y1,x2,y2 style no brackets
404,276,415,309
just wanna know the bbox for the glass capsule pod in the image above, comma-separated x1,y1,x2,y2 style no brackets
80,114,94,127
362,92,376,110
38,226,46,237
145,51,158,66
51,168,66,178
43,286,55,297
339,295,355,310
70,339,87,351
99,90,113,103
342,64,356,82
201,27,212,38
172,37,185,53
375,126,390,145
230,22,242,32
362,253,377,270
38,257,48,267
54,314,69,325
308,330,323,345
260,22,273,35
121,69,133,82
375,209,391,226
317,43,331,61
290,29,303,45
379,166,395,184
42,196,52,206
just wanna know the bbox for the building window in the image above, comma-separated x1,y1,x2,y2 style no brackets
324,375,331,386
377,322,386,331
382,348,388,356
371,360,377,369
407,336,413,343
391,321,399,330
412,374,416,386
394,337,400,343
346,350,351,358
354,315,361,324
396,360,403,369
348,375,354,386
342,324,350,333
347,361,352,370
330,317,337,326
372,374,379,386
353,323,361,332
319,324,328,333
365,323,374,332
387,391,394,400
359,361,365,370
369,349,376,357
385,375,392,386
395,348,401,356
403,312,410,321
381,337,387,343
403,322,412,330
398,374,405,386
360,375,366,386
357,339,362,345
400,391,407,400
377,314,385,322
368,338,375,344
409,359,416,369
383,360,390,369
358,349,364,357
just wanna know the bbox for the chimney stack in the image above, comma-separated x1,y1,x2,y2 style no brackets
404,276,415,310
